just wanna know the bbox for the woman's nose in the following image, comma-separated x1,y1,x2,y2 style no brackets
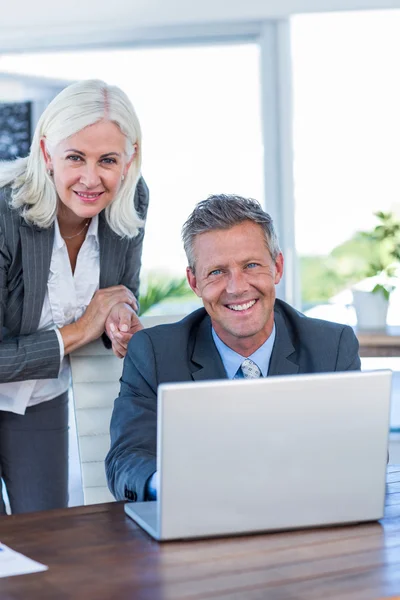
80,164,101,188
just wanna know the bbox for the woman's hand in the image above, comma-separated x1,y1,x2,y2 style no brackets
60,286,138,354
105,302,143,358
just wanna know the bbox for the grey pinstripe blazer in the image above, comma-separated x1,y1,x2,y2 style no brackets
0,177,149,384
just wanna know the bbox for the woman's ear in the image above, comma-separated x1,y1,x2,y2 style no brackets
123,143,138,177
40,138,52,171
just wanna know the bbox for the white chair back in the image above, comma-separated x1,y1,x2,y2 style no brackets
70,314,185,505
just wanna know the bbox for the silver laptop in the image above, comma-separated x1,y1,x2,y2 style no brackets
125,370,392,541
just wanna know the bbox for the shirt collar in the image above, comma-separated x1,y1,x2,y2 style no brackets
211,323,276,379
54,214,99,250
87,214,99,246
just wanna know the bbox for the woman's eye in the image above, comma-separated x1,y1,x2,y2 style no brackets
66,155,82,162
101,157,117,165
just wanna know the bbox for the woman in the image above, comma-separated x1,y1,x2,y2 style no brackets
0,79,149,514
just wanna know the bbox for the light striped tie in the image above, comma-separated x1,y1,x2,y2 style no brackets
240,358,261,379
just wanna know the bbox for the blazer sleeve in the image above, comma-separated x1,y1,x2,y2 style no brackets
335,325,361,371
0,226,60,383
101,176,149,350
120,176,149,299
105,329,157,502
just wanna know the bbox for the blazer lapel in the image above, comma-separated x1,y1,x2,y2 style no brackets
20,223,54,335
268,309,299,376
191,316,227,381
98,215,128,288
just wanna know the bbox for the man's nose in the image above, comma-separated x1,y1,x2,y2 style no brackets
226,270,249,295
80,164,101,188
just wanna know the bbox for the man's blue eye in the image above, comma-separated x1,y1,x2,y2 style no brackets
246,263,258,269
210,269,222,276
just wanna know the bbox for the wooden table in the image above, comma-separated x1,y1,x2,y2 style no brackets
357,327,400,357
1,466,400,600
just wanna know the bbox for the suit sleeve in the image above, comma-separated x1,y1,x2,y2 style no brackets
335,325,361,371
0,225,60,383
105,329,158,501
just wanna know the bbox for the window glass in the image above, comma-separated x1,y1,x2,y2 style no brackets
0,45,263,314
291,11,400,324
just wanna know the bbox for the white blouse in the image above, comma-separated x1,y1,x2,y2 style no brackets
0,216,100,415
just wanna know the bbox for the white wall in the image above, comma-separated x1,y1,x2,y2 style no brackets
1,0,400,53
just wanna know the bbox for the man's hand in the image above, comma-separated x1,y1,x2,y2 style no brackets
60,286,138,355
105,302,143,358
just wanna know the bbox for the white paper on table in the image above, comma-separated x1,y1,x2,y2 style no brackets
0,543,48,578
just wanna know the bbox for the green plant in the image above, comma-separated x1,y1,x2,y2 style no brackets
138,276,190,316
299,211,400,310
356,211,400,300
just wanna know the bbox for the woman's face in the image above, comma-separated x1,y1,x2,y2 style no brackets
42,120,134,221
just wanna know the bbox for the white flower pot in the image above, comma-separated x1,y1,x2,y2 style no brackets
352,289,389,330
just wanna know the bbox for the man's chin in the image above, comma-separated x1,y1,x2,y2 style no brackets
220,323,263,340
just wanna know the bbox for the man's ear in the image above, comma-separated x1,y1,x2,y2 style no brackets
40,138,52,171
186,267,201,298
274,252,284,285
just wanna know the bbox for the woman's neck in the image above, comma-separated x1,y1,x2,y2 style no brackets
57,204,90,238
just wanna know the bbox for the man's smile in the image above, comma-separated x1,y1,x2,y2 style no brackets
225,299,258,312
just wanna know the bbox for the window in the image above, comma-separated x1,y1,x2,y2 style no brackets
0,44,263,314
291,10,400,324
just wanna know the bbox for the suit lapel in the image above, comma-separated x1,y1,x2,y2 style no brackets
98,215,127,288
268,309,299,376
190,316,227,381
20,223,54,335
190,309,300,380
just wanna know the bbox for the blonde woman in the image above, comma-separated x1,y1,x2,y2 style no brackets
0,79,149,514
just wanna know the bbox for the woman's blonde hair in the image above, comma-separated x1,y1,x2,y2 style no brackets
0,79,143,238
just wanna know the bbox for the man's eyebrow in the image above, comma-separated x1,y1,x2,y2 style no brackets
203,258,264,273
205,264,226,273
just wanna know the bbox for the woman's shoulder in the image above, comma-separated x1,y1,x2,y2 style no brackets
0,187,24,230
0,185,12,206
134,176,149,220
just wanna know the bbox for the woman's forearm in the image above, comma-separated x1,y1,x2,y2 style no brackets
59,321,91,355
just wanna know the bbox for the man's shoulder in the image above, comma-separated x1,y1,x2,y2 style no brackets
134,308,209,347
275,298,352,337
273,299,359,371
126,308,211,378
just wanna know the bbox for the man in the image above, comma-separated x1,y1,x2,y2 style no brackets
106,194,360,502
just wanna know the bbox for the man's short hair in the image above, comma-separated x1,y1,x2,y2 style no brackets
182,194,281,272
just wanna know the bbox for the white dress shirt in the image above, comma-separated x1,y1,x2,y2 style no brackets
211,325,276,378
0,216,100,415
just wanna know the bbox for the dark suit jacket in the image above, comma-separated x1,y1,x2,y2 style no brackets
0,177,149,383
106,299,361,502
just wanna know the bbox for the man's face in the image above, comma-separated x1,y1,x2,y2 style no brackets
186,221,284,356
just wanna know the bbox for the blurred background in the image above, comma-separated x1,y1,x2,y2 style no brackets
3,2,400,322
